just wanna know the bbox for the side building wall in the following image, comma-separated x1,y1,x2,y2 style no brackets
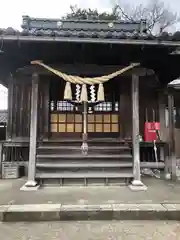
4,74,49,167
6,75,32,140
6,74,49,141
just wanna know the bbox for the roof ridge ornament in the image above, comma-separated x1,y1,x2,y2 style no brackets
57,21,63,28
108,22,114,28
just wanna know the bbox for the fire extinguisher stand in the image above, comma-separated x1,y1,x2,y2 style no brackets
144,108,160,163
145,108,157,162
144,108,160,142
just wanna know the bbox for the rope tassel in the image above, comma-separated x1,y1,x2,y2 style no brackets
80,84,88,102
97,83,105,102
64,81,72,100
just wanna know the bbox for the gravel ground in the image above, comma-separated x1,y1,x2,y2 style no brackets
0,221,180,240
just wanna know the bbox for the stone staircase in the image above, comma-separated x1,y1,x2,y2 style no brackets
35,139,134,186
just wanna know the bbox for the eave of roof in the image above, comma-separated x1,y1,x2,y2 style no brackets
1,15,180,46
1,34,180,47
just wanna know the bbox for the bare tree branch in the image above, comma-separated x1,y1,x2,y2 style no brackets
64,0,179,35
114,0,180,34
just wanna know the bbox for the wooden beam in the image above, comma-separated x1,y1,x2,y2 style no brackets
24,72,39,188
2,35,180,47
17,63,154,77
129,74,147,190
168,94,176,180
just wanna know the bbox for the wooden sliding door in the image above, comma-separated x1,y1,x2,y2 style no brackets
50,101,82,137
87,101,120,137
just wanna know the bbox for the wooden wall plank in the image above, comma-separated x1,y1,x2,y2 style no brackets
6,74,13,140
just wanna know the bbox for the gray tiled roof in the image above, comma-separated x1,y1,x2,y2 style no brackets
0,16,180,41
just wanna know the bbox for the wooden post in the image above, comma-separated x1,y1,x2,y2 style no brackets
0,143,3,178
168,94,176,180
158,94,167,141
81,101,88,154
6,74,13,141
21,73,39,190
129,74,147,190
119,79,132,139
44,79,50,140
158,93,170,177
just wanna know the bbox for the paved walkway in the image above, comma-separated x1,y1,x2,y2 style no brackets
0,221,180,240
1,177,180,221
0,177,180,205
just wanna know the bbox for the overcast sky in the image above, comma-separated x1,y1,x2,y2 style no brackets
0,0,180,109
0,0,179,29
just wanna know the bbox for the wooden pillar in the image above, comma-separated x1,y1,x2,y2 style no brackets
44,79,50,140
159,93,170,176
6,74,13,141
158,93,167,142
81,101,88,154
22,73,39,189
129,74,147,190
0,143,3,178
168,94,176,180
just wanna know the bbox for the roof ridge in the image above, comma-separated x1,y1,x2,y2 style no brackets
22,15,144,24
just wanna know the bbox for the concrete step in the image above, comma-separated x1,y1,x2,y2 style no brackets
36,170,133,179
2,203,177,222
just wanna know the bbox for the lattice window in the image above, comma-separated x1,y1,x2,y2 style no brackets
57,101,74,111
50,101,55,111
115,102,119,112
94,102,119,112
94,102,112,112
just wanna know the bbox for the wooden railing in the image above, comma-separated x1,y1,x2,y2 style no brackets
0,141,29,178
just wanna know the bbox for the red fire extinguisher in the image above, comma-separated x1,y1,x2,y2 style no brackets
144,109,160,142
